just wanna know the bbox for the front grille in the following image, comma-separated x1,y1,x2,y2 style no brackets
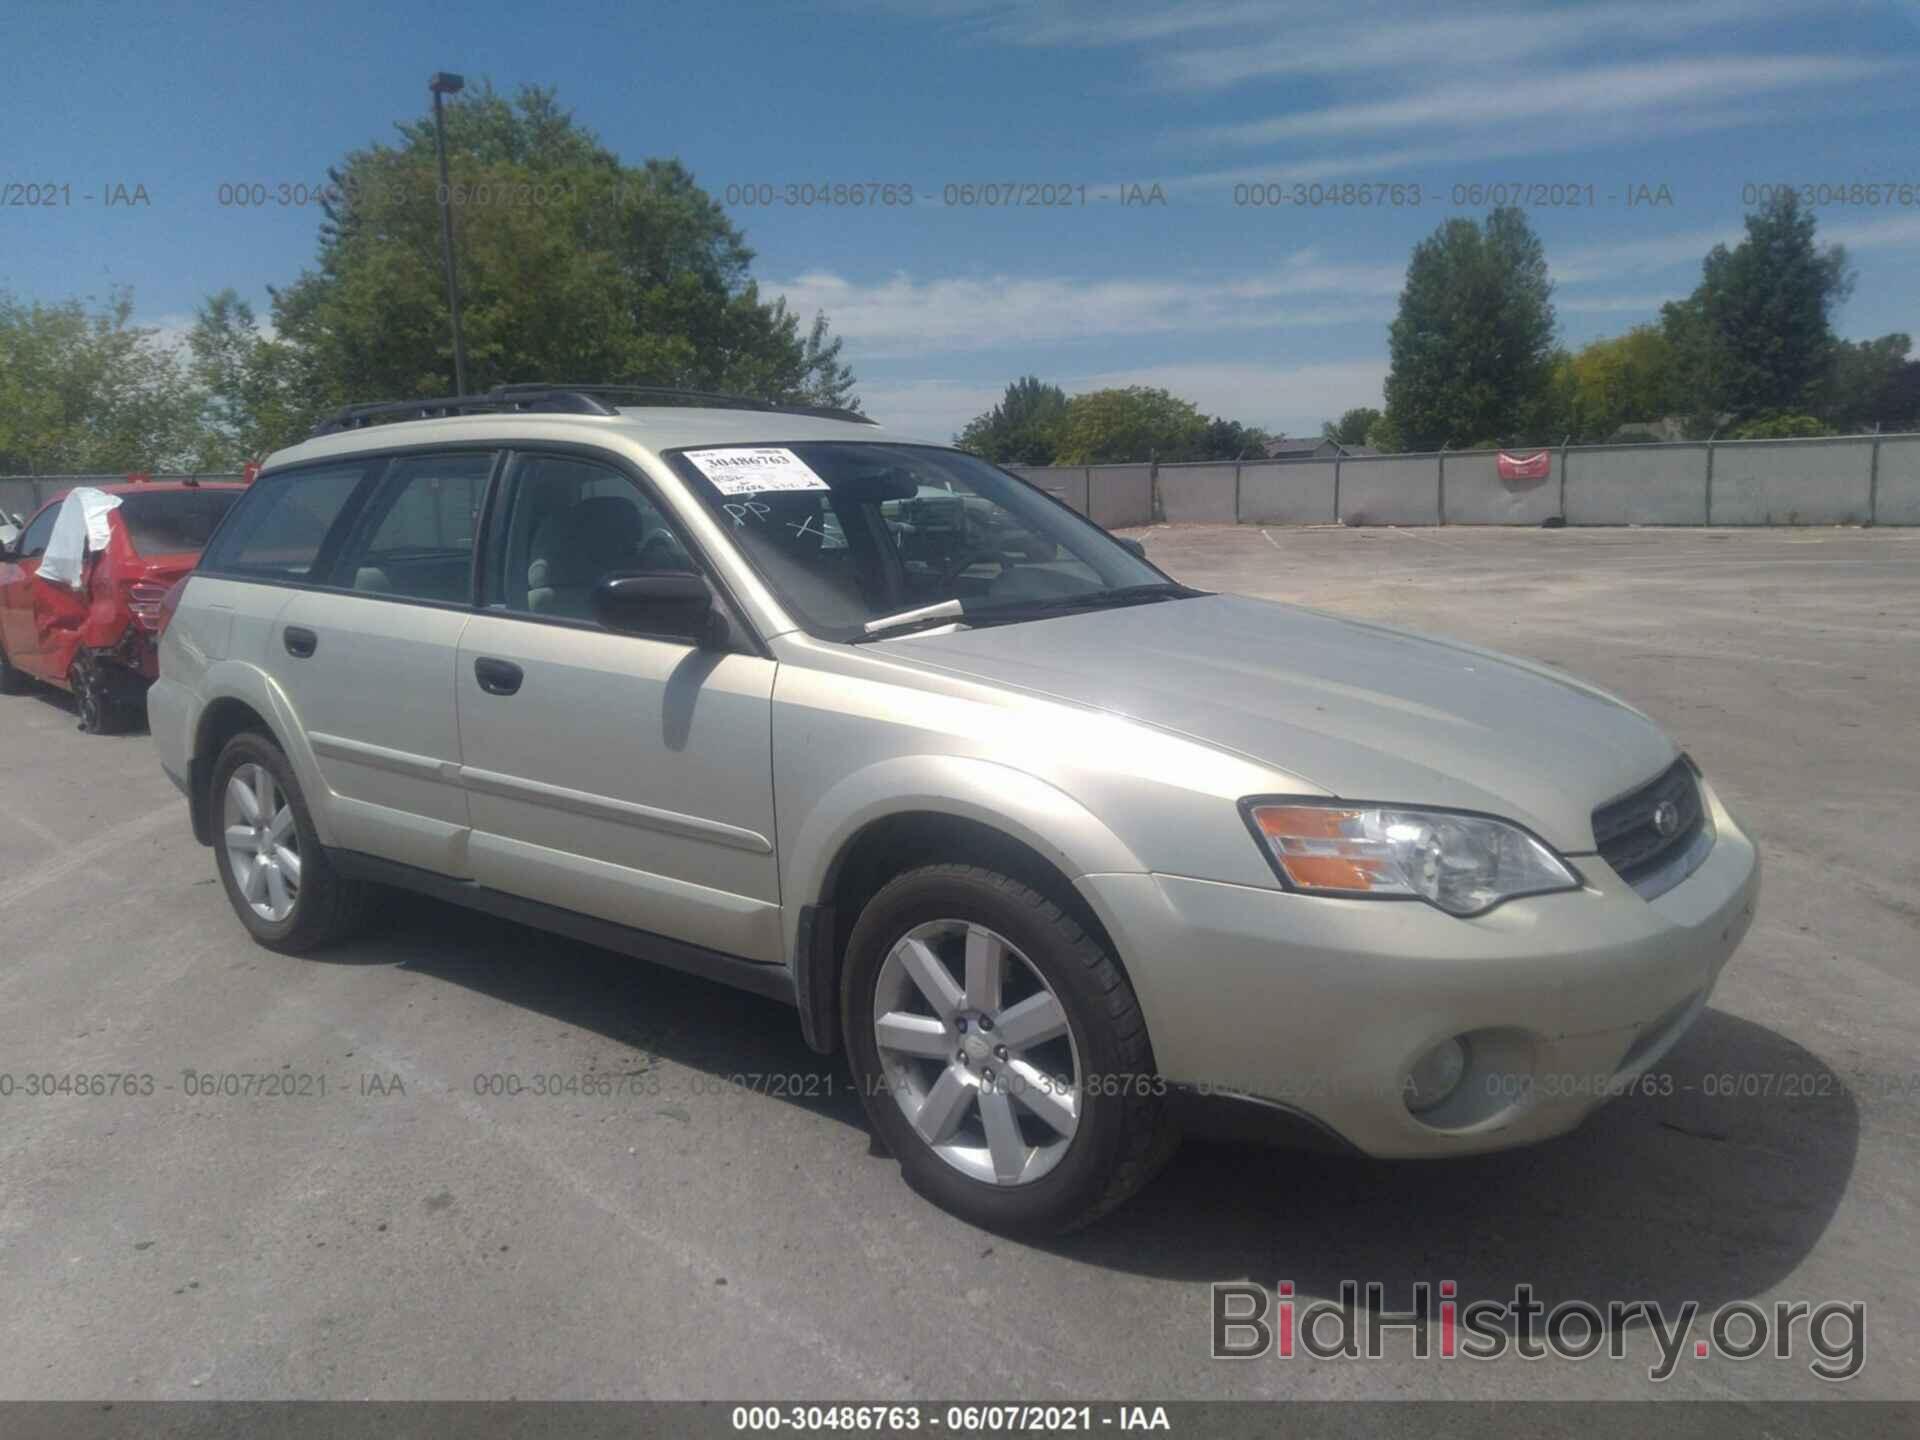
1592,758,1707,890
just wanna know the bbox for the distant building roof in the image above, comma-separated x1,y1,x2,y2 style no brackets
1261,435,1341,458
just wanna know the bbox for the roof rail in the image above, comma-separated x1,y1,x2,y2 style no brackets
311,383,877,437
489,383,879,427
310,388,615,436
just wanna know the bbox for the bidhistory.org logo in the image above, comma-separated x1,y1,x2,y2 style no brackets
1212,1281,1864,1382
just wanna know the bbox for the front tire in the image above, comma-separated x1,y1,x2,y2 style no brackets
211,731,372,954
0,631,27,695
843,863,1174,1234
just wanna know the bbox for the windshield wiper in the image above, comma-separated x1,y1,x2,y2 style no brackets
967,582,1200,619
850,597,969,643
849,584,1199,644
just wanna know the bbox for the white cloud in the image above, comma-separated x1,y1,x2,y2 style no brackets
859,360,1386,441
1161,102,1785,196
1188,56,1896,148
142,312,199,353
857,378,1013,440
1152,0,1803,90
1550,211,1920,291
1552,294,1676,315
775,256,1398,355
1822,212,1920,251
1550,227,1739,286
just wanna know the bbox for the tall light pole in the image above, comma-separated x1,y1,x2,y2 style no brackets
429,71,469,395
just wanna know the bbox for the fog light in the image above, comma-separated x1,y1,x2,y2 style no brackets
1405,1037,1469,1115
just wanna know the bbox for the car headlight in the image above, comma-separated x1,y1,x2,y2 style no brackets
1242,800,1581,917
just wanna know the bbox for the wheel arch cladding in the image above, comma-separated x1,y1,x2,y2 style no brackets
797,805,1139,1056
189,696,280,845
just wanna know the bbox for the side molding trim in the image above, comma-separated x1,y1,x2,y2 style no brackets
326,848,797,1007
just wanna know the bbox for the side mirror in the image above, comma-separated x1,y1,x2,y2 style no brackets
0,525,18,557
592,571,725,646
1115,536,1146,559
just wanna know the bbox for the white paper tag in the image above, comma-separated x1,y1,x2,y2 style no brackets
683,447,830,495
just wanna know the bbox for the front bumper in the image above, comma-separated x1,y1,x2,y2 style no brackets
1078,780,1760,1158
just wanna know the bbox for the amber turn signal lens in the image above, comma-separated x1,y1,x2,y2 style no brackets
1250,805,1386,892
1253,805,1362,842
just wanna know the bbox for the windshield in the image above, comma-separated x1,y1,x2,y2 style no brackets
667,442,1173,641
116,488,242,556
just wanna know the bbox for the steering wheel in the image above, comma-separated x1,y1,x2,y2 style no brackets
941,548,1007,586
638,530,691,572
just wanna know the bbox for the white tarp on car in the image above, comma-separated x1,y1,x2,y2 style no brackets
38,487,123,590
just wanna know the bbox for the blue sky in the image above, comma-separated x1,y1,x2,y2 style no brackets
7,0,1920,440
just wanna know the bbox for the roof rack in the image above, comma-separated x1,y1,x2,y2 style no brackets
311,384,877,437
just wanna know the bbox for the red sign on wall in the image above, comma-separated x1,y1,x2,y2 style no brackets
1497,450,1552,481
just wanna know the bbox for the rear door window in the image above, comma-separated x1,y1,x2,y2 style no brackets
323,451,494,603
200,462,377,581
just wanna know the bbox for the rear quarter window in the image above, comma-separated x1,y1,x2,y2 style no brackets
199,462,376,580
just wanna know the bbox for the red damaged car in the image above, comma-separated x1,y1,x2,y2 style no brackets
0,481,245,733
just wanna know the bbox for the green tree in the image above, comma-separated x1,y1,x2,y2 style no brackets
1198,416,1269,460
955,376,1070,464
1052,386,1206,464
1729,412,1834,439
1550,325,1680,441
1661,190,1851,424
1827,333,1919,432
1383,207,1557,451
186,290,312,465
0,287,203,474
1323,406,1381,448
265,82,855,418
1363,410,1403,453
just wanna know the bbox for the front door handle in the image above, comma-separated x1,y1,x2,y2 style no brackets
284,625,318,658
473,657,524,696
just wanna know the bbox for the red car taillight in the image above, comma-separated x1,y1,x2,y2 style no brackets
151,578,189,638
127,580,172,631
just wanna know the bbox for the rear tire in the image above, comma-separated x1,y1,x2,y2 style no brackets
70,654,128,734
210,731,374,954
842,863,1175,1234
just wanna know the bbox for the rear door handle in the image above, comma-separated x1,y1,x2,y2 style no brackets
473,657,524,696
283,625,318,658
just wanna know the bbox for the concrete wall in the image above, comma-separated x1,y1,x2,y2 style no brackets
0,479,48,525
1875,437,1920,526
1087,465,1152,528
1709,439,1872,525
1023,466,1089,516
1441,451,1560,525
1566,445,1709,526
1157,463,1238,524
10,442,1916,542
1338,456,1441,526
1239,461,1337,524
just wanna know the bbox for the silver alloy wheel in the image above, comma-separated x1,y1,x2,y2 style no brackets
222,762,301,923
873,919,1081,1186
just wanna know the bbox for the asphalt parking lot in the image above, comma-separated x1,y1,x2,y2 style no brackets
2,524,1916,1404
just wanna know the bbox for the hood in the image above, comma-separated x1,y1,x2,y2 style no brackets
886,594,1675,851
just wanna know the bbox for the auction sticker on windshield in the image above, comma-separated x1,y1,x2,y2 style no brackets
683,447,831,495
